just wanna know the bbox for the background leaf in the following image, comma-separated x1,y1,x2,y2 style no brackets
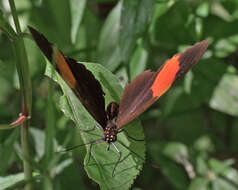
120,0,156,64
98,2,121,71
0,173,25,190
69,0,87,44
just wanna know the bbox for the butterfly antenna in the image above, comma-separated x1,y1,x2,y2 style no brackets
117,140,145,161
111,142,122,177
119,129,145,141
57,139,103,153
85,139,104,165
107,143,111,151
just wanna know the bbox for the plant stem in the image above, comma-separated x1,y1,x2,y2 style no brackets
8,0,33,189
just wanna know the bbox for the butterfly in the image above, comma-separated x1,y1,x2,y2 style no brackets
28,26,209,176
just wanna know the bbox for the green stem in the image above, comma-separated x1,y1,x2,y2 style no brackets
8,0,33,189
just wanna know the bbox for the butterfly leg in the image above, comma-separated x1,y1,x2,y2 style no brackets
119,129,145,141
111,142,122,177
117,140,145,162
107,143,111,151
85,143,93,165
85,139,104,165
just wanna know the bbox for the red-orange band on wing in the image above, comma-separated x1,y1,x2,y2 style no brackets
151,54,181,98
55,51,76,89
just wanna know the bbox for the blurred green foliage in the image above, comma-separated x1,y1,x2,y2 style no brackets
1,0,238,189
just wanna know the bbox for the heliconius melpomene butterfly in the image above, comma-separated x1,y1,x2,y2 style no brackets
28,26,209,177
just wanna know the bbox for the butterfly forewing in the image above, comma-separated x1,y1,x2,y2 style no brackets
175,40,210,81
116,40,210,129
64,57,108,128
28,26,108,128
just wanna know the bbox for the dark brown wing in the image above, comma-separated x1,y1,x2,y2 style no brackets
116,40,210,128
28,26,107,128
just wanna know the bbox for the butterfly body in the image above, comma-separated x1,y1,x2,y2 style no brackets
103,120,118,143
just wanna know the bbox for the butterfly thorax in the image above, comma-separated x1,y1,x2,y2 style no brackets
103,120,118,143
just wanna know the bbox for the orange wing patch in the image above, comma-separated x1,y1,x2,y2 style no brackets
55,50,76,89
151,54,181,98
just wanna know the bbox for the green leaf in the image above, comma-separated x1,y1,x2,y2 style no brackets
0,173,24,190
54,159,73,175
184,71,193,94
31,1,71,48
214,39,237,58
161,86,184,116
98,2,122,71
120,0,156,63
163,142,189,162
149,0,174,44
157,154,189,190
211,2,233,22
42,80,56,170
191,58,228,104
196,2,210,18
196,156,209,176
209,159,234,175
0,10,17,39
45,61,145,190
208,159,238,190
129,41,148,80
149,142,189,190
188,177,209,190
152,1,196,47
0,130,18,174
69,0,87,44
210,67,238,116
203,15,238,40
193,135,214,153
212,178,238,190
56,163,86,190
30,128,45,160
